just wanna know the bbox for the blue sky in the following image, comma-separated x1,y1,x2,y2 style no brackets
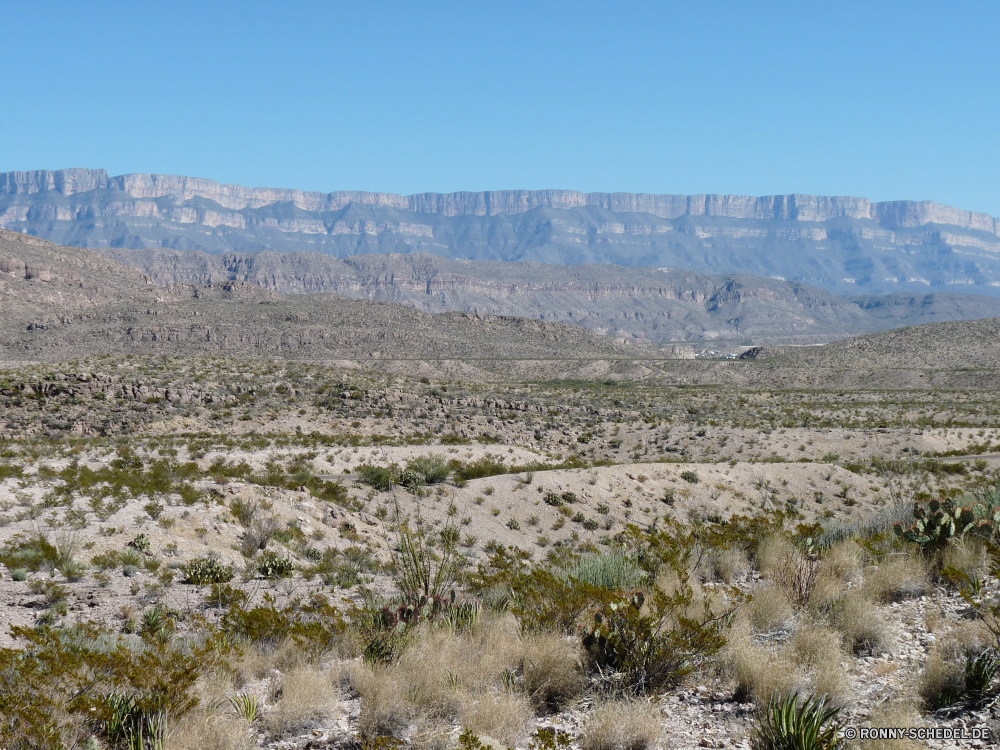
3,1,999,213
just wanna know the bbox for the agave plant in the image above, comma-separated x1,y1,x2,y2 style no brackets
751,692,842,750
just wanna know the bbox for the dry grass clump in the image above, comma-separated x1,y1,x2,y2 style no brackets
790,623,844,669
941,538,990,580
862,701,924,750
265,667,336,734
725,628,797,703
230,638,312,690
167,712,254,750
697,547,748,584
789,623,851,706
521,630,585,712
827,592,894,656
819,539,862,583
918,620,994,709
805,541,861,615
580,700,661,750
350,662,408,738
745,583,792,632
917,647,964,709
862,554,927,603
811,658,851,708
232,646,273,688
461,692,532,745
348,616,550,741
806,572,848,614
757,534,795,575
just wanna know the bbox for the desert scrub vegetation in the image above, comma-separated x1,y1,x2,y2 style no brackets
5,405,1000,748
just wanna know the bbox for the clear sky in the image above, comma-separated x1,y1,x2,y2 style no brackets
3,0,998,214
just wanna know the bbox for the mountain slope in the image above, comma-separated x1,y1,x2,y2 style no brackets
94,247,1000,345
3,169,1000,299
0,230,637,365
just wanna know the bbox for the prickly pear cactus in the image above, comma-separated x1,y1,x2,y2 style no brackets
894,498,997,550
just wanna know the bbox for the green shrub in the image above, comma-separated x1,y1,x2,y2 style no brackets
681,471,699,484
184,556,235,585
91,550,122,571
0,622,213,750
358,463,396,491
206,583,249,609
450,455,508,482
0,534,59,572
220,593,349,656
407,454,451,484
582,587,731,695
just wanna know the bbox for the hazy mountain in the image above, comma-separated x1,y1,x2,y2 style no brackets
93,246,1000,345
0,229,635,365
4,169,1000,300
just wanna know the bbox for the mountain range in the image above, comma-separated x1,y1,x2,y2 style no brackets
6,168,1000,344
5,228,1000,392
3,169,1000,300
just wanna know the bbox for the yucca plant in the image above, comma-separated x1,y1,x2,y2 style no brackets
965,649,999,697
751,692,842,750
228,691,259,723
104,691,167,750
139,606,174,643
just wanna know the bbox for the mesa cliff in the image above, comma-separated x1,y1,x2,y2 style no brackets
3,169,1000,301
2,168,998,233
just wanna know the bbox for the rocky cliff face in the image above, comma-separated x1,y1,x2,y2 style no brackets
2,168,998,233
3,169,1000,299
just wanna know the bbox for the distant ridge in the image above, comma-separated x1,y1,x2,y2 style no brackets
2,168,998,233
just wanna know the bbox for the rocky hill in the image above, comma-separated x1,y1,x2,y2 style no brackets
93,247,1000,345
4,169,1000,299
0,229,637,366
